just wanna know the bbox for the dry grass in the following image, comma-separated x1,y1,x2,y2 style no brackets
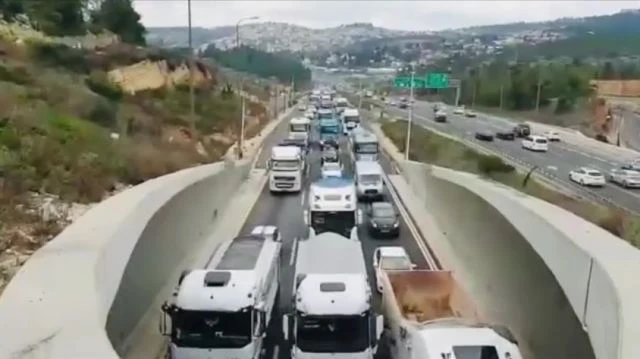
382,120,640,248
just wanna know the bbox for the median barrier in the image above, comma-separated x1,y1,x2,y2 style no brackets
0,106,293,358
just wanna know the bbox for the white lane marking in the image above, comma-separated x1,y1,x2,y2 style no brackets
289,237,298,266
381,170,438,269
301,188,306,206
547,165,558,171
272,345,279,359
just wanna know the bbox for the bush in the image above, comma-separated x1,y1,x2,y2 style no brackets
87,99,118,128
27,42,89,73
477,154,515,174
0,64,33,85
85,71,123,101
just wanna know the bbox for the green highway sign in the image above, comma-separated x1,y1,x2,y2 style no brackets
393,72,450,89
426,72,450,89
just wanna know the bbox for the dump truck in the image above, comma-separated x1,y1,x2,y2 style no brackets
380,270,522,359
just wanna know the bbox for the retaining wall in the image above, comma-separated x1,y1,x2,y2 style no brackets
398,160,640,359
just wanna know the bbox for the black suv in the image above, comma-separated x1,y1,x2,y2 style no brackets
367,202,400,238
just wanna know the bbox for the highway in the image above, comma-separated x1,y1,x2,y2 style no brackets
380,99,640,214
237,108,433,359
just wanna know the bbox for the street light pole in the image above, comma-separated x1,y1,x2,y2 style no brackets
235,16,259,160
535,64,543,113
357,78,363,110
404,69,415,161
187,0,195,133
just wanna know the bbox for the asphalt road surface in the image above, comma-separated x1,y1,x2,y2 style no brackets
381,99,640,214
239,110,430,359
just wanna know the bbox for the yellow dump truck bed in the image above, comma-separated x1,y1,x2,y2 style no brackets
384,270,477,323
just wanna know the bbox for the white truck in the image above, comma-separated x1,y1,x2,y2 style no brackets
355,161,384,201
268,146,304,193
288,117,311,148
334,96,349,114
379,270,522,359
304,176,361,238
341,108,360,135
351,130,379,162
283,229,383,359
160,226,283,359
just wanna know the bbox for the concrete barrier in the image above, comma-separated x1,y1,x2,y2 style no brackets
0,106,294,358
375,122,640,358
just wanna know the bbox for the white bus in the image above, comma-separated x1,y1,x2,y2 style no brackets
161,226,282,359
305,177,360,238
268,146,304,193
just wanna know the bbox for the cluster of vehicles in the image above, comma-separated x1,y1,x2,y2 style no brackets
158,87,523,359
569,163,640,188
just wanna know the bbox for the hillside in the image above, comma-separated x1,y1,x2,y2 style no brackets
0,24,273,293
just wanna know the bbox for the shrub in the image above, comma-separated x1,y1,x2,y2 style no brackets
477,154,515,175
0,64,32,85
27,42,89,73
85,71,123,101
87,99,118,128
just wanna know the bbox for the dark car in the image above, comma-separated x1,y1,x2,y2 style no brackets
514,124,531,138
398,102,409,109
495,130,515,140
367,202,400,238
475,131,494,142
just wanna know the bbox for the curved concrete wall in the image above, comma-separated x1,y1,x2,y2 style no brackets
399,161,640,359
0,160,251,359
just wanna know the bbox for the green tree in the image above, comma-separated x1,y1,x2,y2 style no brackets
89,0,146,45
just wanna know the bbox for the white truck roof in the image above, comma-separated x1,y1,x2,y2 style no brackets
355,161,382,174
343,108,359,117
271,145,301,159
176,233,281,311
309,178,356,212
290,117,310,125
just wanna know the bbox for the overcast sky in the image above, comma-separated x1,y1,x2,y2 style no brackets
134,1,640,31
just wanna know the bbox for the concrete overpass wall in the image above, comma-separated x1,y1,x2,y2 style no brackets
398,160,640,359
0,160,251,359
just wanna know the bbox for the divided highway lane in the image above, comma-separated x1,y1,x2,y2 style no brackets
382,102,640,213
236,115,431,359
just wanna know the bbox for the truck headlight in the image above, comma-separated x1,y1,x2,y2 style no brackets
393,221,399,228
371,221,378,228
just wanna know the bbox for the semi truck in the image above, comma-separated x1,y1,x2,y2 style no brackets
379,270,522,359
288,117,311,148
160,226,283,359
268,146,304,193
304,176,361,237
282,228,383,359
351,130,379,162
341,108,360,135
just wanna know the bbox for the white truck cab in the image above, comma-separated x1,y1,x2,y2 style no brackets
288,117,311,147
342,108,360,135
351,130,379,162
355,161,384,201
268,146,304,193
160,226,282,359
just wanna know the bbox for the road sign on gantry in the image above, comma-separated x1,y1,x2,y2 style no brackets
426,73,450,89
394,77,426,89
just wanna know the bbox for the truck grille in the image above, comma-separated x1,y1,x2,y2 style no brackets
364,189,378,195
274,176,296,181
276,183,294,188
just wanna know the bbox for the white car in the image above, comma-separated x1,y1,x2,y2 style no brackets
373,246,416,293
250,225,282,242
464,109,477,118
304,110,315,119
521,135,549,152
321,161,343,178
608,168,640,188
453,106,465,115
569,167,606,187
543,131,560,142
298,104,307,112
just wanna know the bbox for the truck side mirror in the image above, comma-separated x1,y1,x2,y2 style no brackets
282,314,290,341
303,210,309,225
159,302,171,336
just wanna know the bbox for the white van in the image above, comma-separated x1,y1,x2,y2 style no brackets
355,161,384,201
521,135,548,152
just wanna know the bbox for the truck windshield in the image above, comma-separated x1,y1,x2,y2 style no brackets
358,174,380,184
355,143,378,153
452,345,499,359
171,310,251,349
290,124,308,132
321,126,340,134
296,313,369,353
310,210,355,237
272,160,300,170
344,116,359,123
318,112,333,120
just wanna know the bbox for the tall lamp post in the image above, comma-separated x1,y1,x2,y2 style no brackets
187,0,195,133
404,66,415,161
235,16,260,159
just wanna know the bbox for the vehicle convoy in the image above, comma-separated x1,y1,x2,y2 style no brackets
283,226,383,359
379,270,522,359
341,108,361,135
160,226,283,359
268,146,305,193
319,117,342,148
305,176,361,237
351,130,379,162
288,117,311,147
608,168,640,188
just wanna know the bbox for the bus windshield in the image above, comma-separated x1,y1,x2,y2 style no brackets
355,143,378,153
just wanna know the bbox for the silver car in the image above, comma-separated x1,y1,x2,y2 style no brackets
609,168,640,188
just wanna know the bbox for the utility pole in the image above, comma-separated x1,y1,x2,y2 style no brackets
404,68,415,161
357,78,363,110
187,0,195,133
471,78,477,108
535,65,543,113
235,16,259,159
499,84,504,111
